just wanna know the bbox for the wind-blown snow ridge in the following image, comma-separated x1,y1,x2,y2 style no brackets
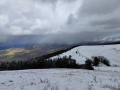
52,44,120,66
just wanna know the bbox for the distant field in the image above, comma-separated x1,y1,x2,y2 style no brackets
0,45,69,62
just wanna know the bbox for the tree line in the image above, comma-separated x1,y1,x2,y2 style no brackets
0,55,78,71
0,55,110,71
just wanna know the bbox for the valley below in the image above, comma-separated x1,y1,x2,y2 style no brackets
0,45,69,62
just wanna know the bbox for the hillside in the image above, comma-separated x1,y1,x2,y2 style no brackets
52,44,120,66
0,45,70,62
0,68,120,90
1,44,120,90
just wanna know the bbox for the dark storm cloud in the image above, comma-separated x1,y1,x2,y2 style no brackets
0,0,120,45
90,18,120,26
78,0,120,15
65,0,120,40
90,18,120,30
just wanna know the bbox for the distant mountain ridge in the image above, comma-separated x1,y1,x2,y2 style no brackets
0,40,120,50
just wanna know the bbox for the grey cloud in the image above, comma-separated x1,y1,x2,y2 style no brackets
20,31,120,44
66,14,77,25
63,0,77,3
1,30,120,46
78,0,120,16
35,0,76,3
0,34,8,42
90,18,120,26
90,18,120,30
0,0,120,45
40,0,57,3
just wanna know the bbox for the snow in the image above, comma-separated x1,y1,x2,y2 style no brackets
0,68,120,90
52,44,120,66
0,44,120,90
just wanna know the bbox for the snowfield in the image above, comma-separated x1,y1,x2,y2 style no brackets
0,44,120,90
0,68,120,90
52,44,120,66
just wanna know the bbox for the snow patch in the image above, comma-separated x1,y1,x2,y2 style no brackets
52,44,120,66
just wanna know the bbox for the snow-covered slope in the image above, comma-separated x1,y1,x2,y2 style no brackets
0,68,120,90
52,44,120,66
1,45,120,90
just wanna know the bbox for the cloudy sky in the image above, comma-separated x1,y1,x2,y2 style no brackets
0,0,120,46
